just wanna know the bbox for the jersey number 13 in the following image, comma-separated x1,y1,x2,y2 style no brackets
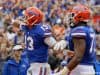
25,36,34,50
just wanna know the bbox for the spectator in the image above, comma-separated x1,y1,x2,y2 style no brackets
14,30,24,45
2,45,28,75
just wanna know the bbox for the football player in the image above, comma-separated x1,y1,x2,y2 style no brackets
18,7,67,75
54,4,96,75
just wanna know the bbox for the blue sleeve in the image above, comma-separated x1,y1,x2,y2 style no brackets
40,25,52,37
2,63,9,75
71,27,87,38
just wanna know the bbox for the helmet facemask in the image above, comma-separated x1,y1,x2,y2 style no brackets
66,13,75,28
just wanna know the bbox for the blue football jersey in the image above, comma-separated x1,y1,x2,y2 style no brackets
68,26,96,65
21,24,51,63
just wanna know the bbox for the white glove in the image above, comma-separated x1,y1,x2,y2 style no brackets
53,67,69,75
53,40,67,51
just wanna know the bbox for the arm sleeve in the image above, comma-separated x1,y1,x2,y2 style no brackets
44,36,56,47
71,28,87,39
40,25,56,47
40,25,52,37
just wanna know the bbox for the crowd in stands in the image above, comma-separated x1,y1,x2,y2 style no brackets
0,0,100,74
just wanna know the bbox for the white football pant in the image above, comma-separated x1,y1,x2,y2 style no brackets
70,64,95,75
27,63,51,75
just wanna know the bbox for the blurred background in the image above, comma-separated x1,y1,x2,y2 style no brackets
0,0,100,74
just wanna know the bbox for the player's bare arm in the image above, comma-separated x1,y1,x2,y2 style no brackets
54,38,86,75
67,37,86,71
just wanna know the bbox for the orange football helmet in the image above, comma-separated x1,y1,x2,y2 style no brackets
70,4,91,24
23,7,44,26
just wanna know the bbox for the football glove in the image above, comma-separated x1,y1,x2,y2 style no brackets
54,40,67,51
